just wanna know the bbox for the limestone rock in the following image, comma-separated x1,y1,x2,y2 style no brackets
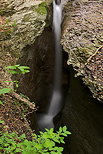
0,0,51,64
62,0,103,101
0,0,51,135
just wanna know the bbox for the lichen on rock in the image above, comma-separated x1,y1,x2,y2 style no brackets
0,0,51,61
62,0,103,101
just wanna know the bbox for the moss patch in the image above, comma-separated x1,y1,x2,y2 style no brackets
35,2,47,15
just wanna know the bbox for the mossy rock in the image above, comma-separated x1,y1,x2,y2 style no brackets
35,2,47,15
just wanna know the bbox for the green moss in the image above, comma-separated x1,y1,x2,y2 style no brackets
39,2,47,7
35,2,47,15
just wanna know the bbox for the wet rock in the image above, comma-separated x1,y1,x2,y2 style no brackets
56,67,103,154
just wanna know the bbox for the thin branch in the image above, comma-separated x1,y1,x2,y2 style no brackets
85,46,103,66
8,92,36,110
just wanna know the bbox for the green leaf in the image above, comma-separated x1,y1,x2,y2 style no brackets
60,140,65,144
4,81,13,83
5,65,20,70
18,66,30,69
15,148,22,153
5,65,17,69
63,126,67,132
59,127,62,133
7,70,18,74
0,88,11,95
66,131,71,135
19,134,26,140
62,133,67,137
5,65,30,74
0,120,4,124
51,152,57,154
44,139,55,148
57,147,64,152
0,100,3,105
50,128,54,133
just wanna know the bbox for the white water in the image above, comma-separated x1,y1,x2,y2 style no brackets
37,0,62,131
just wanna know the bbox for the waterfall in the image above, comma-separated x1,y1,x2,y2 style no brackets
48,0,62,116
37,0,62,131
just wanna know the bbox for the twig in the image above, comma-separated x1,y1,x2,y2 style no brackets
8,92,35,110
85,46,103,66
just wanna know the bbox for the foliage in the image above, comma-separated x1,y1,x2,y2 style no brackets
0,126,71,154
5,65,30,74
0,65,30,97
0,65,71,154
0,88,12,95
4,80,19,88
0,100,3,105
0,64,30,96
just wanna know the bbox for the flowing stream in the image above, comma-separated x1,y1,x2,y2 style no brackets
37,0,62,131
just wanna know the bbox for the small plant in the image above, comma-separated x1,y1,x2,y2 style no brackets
4,80,19,88
0,100,3,105
0,126,71,154
0,88,12,95
0,120,4,124
5,65,30,74
0,65,30,96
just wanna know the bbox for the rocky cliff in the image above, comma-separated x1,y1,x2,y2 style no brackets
0,0,51,135
0,0,103,153
56,1,103,154
62,0,103,101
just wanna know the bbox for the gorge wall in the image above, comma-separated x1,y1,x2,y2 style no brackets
62,0,103,102
0,0,103,153
0,0,52,134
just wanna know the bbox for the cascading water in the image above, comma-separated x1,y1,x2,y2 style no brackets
48,0,62,116
37,0,62,131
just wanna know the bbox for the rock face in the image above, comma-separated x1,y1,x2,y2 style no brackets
0,0,52,100
62,0,103,101
0,0,50,62
17,27,54,113
55,1,103,154
56,67,103,154
0,0,103,153
0,0,52,134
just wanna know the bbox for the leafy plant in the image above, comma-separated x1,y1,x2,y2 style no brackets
0,100,3,105
0,120,4,124
0,126,71,154
0,88,12,95
5,65,30,74
0,65,30,96
4,80,19,88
